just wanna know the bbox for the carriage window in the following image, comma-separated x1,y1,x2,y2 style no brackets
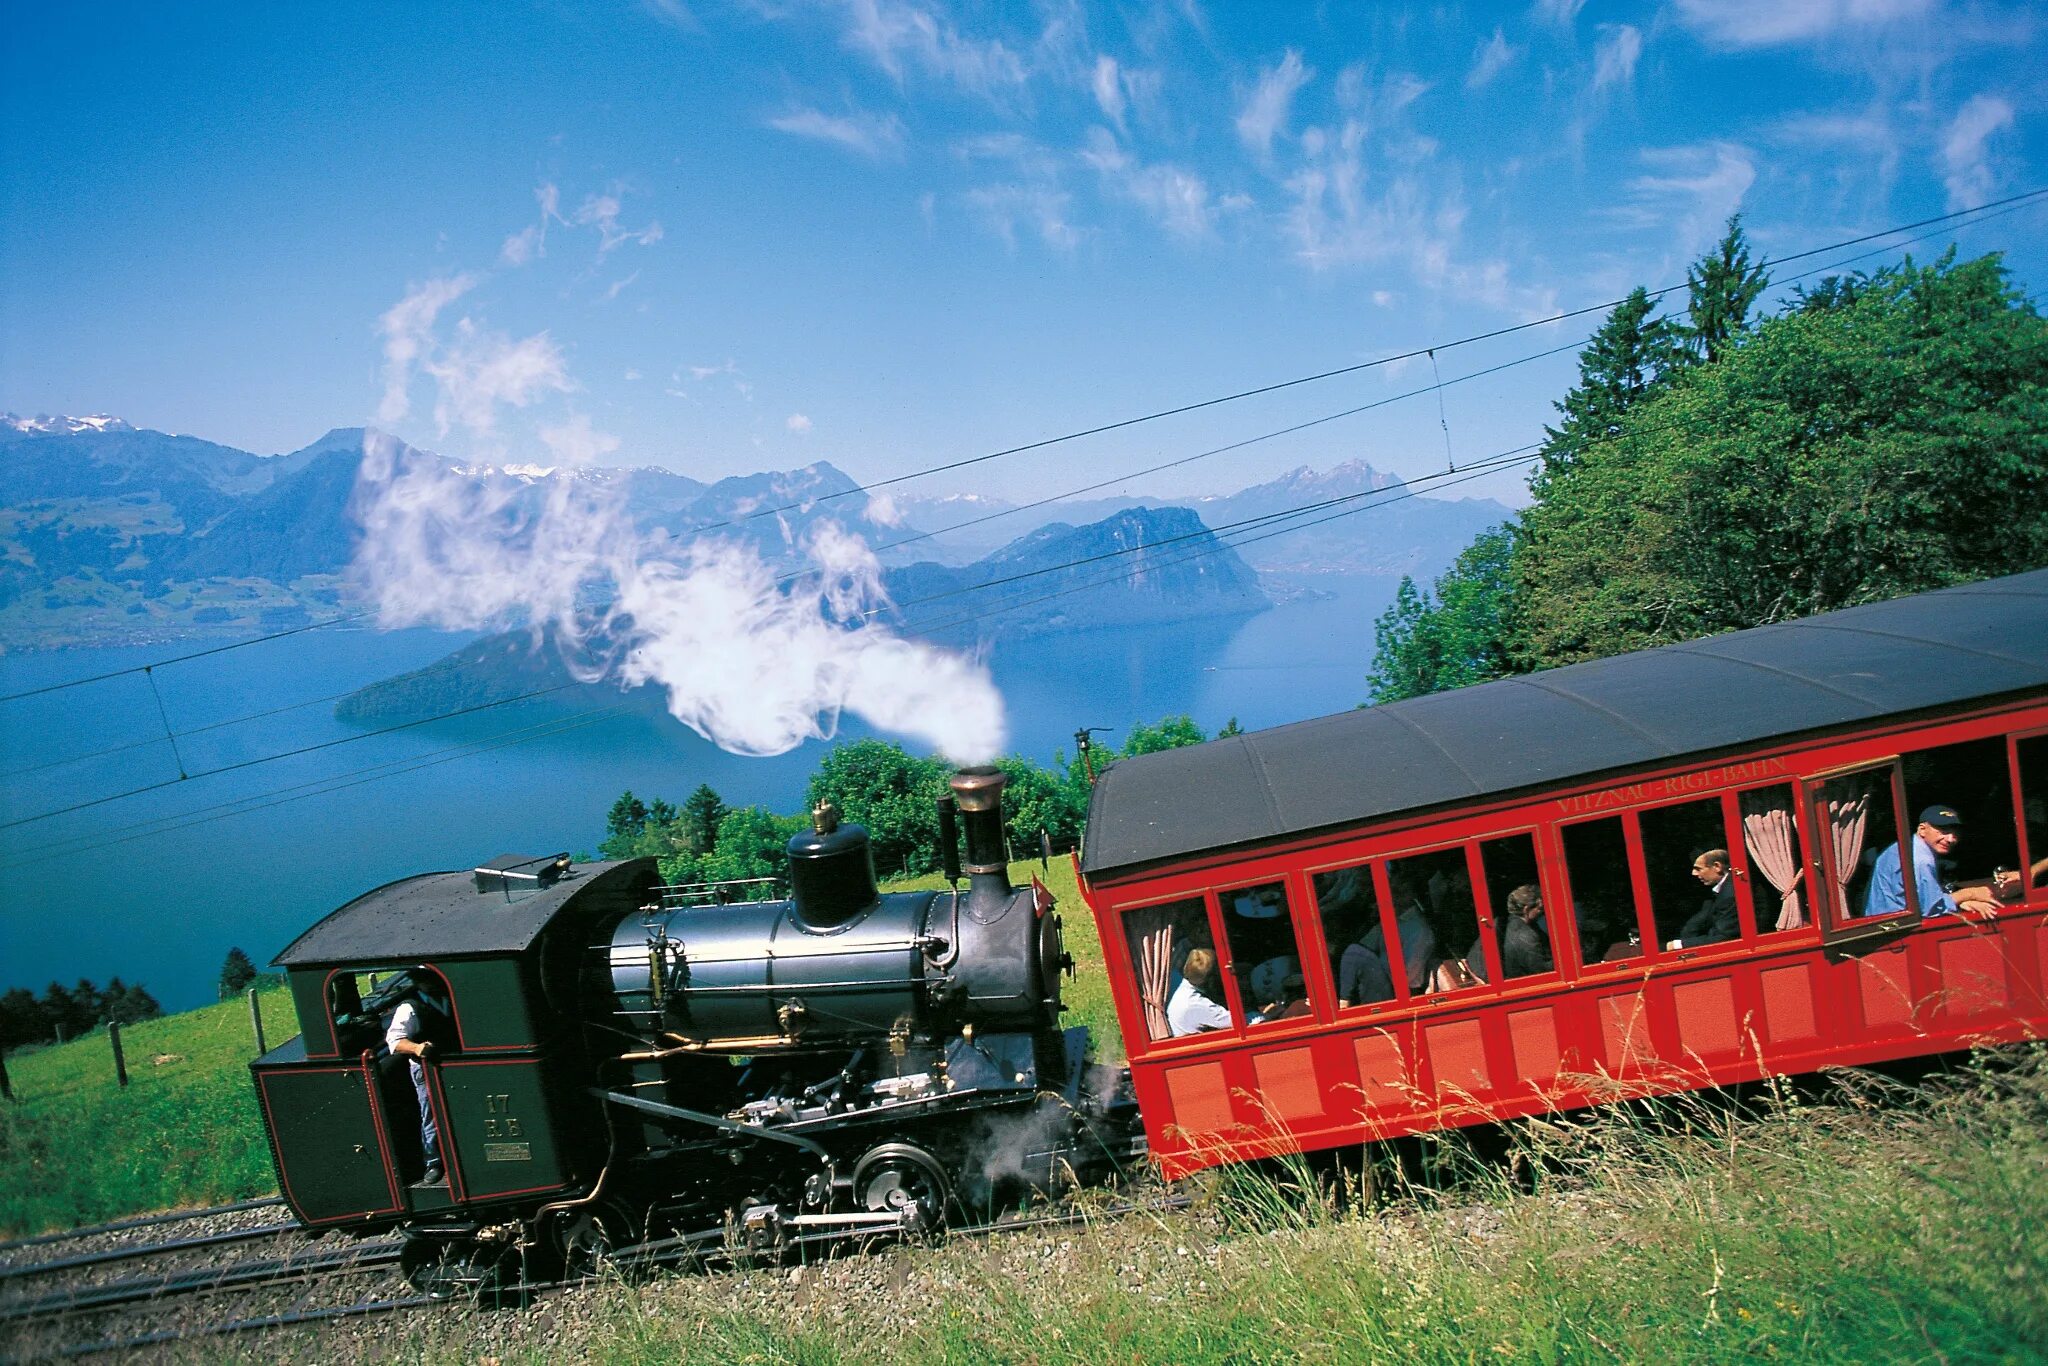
1386,847,1483,993
2020,734,2048,891
1815,768,1912,922
1560,816,1642,965
1480,833,1551,979
1123,898,1222,1042
1313,864,1396,1008
1738,786,1808,933
1901,736,2020,908
1639,798,1740,950
1220,881,1312,1027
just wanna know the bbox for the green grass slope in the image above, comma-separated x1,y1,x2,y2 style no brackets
0,987,297,1236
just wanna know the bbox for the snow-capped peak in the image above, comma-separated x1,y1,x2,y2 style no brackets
3,413,136,435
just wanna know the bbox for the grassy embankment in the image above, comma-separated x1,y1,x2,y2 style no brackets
0,986,298,1236
395,1058,2048,1364
0,858,1115,1240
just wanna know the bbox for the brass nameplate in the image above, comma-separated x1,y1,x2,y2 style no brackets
483,1141,532,1163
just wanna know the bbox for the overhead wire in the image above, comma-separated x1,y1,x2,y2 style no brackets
5,194,2042,844
7,186,2041,708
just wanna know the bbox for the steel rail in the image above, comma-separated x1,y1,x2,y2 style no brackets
0,1197,285,1255
51,1293,442,1360
0,1221,302,1283
0,1238,404,1322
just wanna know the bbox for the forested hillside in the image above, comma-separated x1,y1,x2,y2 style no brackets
1369,227,2048,703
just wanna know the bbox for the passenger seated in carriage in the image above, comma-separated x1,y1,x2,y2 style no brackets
1167,948,1232,1035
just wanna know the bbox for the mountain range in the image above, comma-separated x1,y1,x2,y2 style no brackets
0,414,1513,650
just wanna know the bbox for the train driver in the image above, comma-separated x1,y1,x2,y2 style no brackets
385,985,445,1185
1167,948,1232,1035
1863,806,2003,921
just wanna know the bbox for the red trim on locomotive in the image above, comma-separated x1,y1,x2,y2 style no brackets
1082,694,2048,1179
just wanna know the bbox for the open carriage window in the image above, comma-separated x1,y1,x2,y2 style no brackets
1560,816,1643,966
1479,833,1551,980
1219,881,1313,1027
1313,863,1396,1009
1123,898,1222,1043
1901,736,2021,913
2020,734,2048,893
1386,846,1485,993
1811,764,1918,944
1739,786,1809,933
1639,798,1741,951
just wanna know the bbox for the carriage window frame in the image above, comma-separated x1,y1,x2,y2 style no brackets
1476,826,1557,984
1729,781,1818,941
1211,873,1316,1031
1306,855,1411,1015
1806,757,1921,949
2014,726,2048,898
1556,811,1653,974
1116,890,1234,1051
1631,790,1747,957
1379,838,1496,1001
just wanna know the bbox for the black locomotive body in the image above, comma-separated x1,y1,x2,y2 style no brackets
250,768,1137,1293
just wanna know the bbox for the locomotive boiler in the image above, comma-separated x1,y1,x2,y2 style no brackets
250,767,1136,1297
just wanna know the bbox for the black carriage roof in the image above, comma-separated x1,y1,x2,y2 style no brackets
273,857,656,967
1081,570,2048,882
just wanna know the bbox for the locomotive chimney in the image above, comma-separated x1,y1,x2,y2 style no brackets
948,767,1011,901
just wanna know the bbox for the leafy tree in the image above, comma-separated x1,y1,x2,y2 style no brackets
994,755,1087,859
699,806,805,885
601,791,650,859
0,987,42,1049
219,947,258,999
1516,250,2048,663
806,740,952,878
1684,214,1769,364
1366,526,1521,703
1533,286,1687,497
1119,715,1206,757
682,784,729,854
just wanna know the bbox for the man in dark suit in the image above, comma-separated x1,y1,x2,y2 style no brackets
1666,849,1739,950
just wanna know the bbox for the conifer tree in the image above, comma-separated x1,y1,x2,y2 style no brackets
1685,214,1769,364
219,947,258,999
1533,287,1686,495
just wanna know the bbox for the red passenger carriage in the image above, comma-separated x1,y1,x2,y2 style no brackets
1076,571,2048,1178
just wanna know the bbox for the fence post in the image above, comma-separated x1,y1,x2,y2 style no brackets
0,1050,12,1102
109,1021,129,1089
248,987,268,1057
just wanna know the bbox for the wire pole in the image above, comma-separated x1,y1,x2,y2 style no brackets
108,1021,129,1089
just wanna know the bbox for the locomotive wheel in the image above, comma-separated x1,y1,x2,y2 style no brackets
400,1235,524,1306
853,1143,949,1237
551,1201,630,1281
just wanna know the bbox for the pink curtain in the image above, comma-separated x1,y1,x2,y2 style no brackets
1823,784,1871,921
1740,791,1806,931
1128,908,1176,1041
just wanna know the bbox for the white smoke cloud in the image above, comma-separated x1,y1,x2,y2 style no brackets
350,432,1007,762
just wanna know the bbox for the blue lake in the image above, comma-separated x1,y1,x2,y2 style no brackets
0,572,1397,1011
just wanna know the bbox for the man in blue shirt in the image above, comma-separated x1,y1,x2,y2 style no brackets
1863,805,1967,919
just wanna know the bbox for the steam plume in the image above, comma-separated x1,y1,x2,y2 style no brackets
349,432,1007,762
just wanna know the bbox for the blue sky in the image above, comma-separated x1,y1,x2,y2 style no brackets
2,0,2042,507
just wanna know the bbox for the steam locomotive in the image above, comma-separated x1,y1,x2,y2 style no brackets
250,767,1139,1297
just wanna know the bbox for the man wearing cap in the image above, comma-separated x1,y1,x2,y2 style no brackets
1863,805,1986,920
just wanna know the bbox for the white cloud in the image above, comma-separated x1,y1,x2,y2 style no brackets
1774,107,1902,196
623,368,643,381
500,224,543,267
1237,49,1314,159
1532,0,1587,26
573,191,664,253
1092,54,1125,127
1673,0,1936,49
423,320,576,438
767,106,906,158
1619,141,1758,254
1081,128,1214,240
1592,24,1643,92
602,271,641,302
787,413,813,433
1467,29,1517,89
1371,290,1396,307
377,274,479,425
538,412,621,467
1942,93,2015,209
840,0,1028,97
964,182,1083,251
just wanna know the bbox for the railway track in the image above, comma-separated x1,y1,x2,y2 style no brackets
8,1193,1192,1361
